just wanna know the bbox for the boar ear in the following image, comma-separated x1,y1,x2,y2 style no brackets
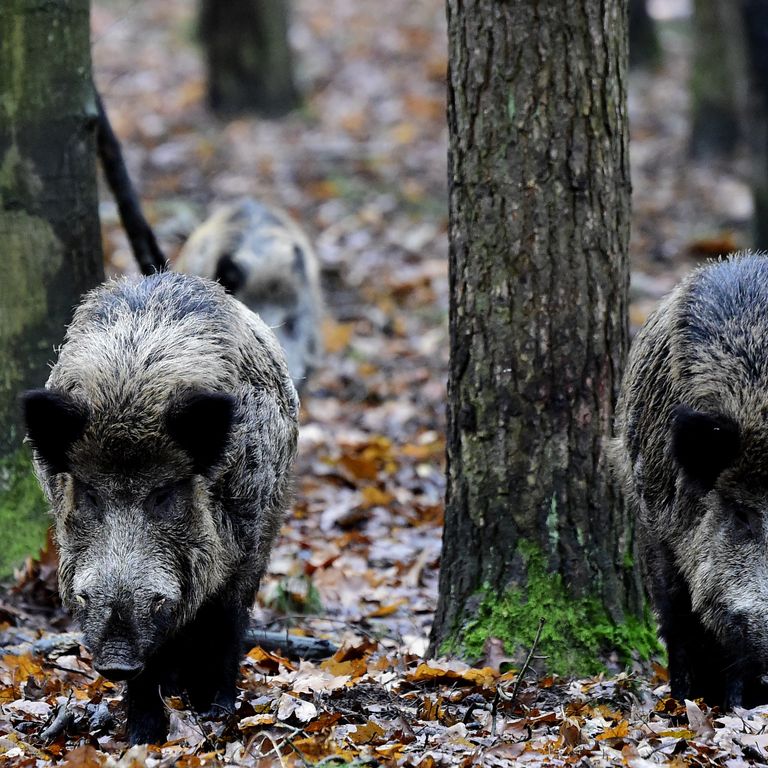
21,389,89,474
214,253,245,295
166,391,235,474
671,405,740,490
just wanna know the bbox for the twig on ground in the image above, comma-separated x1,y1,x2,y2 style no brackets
39,692,74,743
285,736,312,767
252,731,290,768
491,616,546,737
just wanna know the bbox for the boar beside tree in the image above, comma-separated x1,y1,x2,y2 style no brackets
199,0,300,116
429,0,655,672
0,0,104,577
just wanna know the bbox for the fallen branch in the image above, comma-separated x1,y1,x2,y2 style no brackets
1,629,336,663
244,629,337,660
95,90,167,276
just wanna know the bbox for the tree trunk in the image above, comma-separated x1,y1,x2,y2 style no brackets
741,0,768,248
200,0,300,117
689,0,748,159
0,0,104,577
429,0,652,674
629,0,661,70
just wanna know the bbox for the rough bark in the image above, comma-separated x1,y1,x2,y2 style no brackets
690,0,748,159
0,0,104,576
200,0,300,117
430,0,648,673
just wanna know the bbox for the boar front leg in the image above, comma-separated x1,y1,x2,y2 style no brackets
181,596,248,717
126,672,168,745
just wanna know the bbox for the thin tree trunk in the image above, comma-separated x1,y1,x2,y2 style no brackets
430,0,650,674
200,0,300,117
690,0,748,159
629,0,661,70
0,0,104,577
741,0,768,248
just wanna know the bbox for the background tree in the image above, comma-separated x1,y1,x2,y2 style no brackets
741,0,768,247
689,0,748,158
0,0,104,577
429,0,653,672
629,0,661,70
200,0,300,117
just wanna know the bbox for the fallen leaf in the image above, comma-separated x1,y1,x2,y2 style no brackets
277,693,318,723
685,698,715,741
61,745,105,768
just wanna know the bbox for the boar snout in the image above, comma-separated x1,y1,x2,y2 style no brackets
94,659,144,682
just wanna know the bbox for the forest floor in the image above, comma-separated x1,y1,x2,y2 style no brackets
0,1,764,766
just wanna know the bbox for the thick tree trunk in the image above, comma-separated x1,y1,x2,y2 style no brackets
429,0,651,674
689,0,748,159
200,0,300,117
0,0,104,577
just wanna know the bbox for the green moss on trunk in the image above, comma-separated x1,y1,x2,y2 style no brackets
443,541,660,676
0,447,48,580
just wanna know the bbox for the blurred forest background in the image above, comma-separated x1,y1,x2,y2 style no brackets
3,0,768,763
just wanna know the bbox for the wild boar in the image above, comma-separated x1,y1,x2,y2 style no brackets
174,198,323,392
614,252,768,709
22,271,299,744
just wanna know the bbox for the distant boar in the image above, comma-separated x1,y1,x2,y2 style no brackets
614,252,768,709
22,272,299,744
175,198,323,392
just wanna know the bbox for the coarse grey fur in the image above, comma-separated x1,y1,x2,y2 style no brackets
614,251,768,708
174,198,323,392
22,271,299,744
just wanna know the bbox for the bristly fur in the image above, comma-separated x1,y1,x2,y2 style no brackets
23,271,299,744
613,251,768,709
174,198,323,392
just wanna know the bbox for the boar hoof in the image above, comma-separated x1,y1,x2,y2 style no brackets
128,715,168,746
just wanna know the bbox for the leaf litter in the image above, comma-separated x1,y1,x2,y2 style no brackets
2,0,765,764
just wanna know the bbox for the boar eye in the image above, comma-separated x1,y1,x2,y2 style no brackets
77,484,102,513
733,505,762,538
146,485,178,518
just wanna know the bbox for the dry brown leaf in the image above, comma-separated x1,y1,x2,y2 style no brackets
330,637,378,663
360,485,395,509
366,598,408,618
246,645,294,672
347,721,386,745
596,719,630,741
320,656,368,679
338,454,380,481
407,661,497,688
305,711,342,732
322,319,354,353
60,745,106,768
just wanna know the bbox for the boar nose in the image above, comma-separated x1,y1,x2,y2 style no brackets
94,661,144,681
